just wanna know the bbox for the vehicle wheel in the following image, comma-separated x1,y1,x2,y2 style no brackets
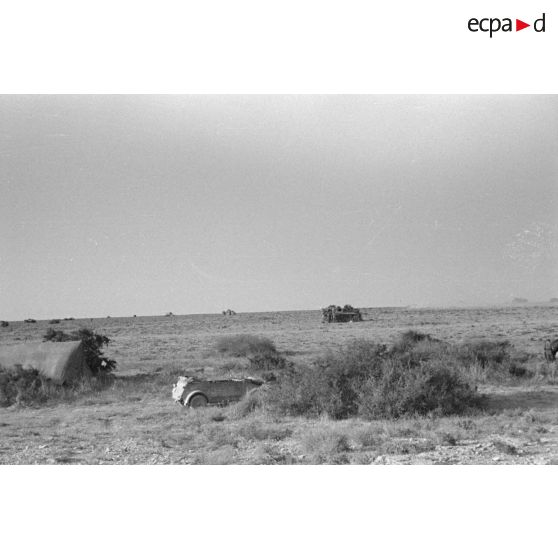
188,393,208,408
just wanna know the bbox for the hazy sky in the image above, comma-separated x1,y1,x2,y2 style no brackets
1,95,557,319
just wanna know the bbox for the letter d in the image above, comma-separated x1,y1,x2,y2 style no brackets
534,13,545,32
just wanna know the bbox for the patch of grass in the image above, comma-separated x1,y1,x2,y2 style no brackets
388,333,537,384
0,365,113,408
381,438,436,455
193,446,237,465
391,330,438,353
204,424,240,450
247,352,287,371
491,438,518,455
536,362,557,379
214,334,278,358
0,367,46,407
236,419,292,441
457,340,511,367
352,424,383,449
434,431,458,446
301,426,351,463
219,359,247,373
248,444,297,464
228,387,268,418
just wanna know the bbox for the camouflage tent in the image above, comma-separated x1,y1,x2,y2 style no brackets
0,341,92,384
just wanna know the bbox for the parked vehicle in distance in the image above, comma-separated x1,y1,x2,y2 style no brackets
321,304,363,323
172,376,264,407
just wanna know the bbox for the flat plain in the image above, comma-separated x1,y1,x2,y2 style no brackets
1,305,557,464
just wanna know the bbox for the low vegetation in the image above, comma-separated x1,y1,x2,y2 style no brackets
256,331,542,421
214,333,288,371
214,334,277,358
0,366,45,407
0,365,109,408
263,335,483,420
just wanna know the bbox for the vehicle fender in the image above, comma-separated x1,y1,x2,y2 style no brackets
184,390,208,406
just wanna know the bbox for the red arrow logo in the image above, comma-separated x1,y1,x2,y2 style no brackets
516,19,530,31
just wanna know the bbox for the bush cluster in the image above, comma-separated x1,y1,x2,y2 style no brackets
263,333,485,420
247,352,287,371
214,334,277,357
0,364,112,408
214,334,287,371
358,359,480,419
0,366,46,407
43,327,116,376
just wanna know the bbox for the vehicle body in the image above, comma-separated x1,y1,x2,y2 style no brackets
321,304,363,323
172,376,264,407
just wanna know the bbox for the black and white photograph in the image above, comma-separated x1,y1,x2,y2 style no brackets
1,2,557,557
1,94,556,465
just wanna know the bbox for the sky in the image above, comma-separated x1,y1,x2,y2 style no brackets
1,95,557,320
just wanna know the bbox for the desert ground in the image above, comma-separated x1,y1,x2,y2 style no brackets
1,305,557,464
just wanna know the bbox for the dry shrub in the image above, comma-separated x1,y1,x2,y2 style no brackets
391,331,536,383
247,352,287,371
389,331,453,368
352,424,383,449
264,334,482,420
491,438,518,455
229,387,268,418
358,359,482,419
391,330,438,353
219,359,246,373
456,340,535,381
248,444,296,465
0,367,46,407
0,365,111,408
456,340,511,367
214,334,288,372
301,426,351,463
266,340,387,419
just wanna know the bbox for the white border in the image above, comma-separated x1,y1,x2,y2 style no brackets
1,1,556,556
1,466,557,557
0,1,555,93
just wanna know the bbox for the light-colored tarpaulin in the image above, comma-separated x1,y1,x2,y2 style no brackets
0,341,92,384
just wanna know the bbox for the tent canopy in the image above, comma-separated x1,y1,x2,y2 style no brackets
0,340,92,384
